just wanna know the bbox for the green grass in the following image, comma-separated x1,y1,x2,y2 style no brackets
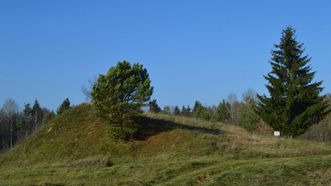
0,104,331,185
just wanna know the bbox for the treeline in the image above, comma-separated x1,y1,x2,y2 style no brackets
0,98,72,151
148,89,260,132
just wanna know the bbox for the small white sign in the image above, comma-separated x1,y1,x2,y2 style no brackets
274,131,280,137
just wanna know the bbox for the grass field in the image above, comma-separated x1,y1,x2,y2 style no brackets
0,104,331,185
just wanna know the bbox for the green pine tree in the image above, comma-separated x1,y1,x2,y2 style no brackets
212,100,231,122
181,106,192,117
173,106,180,116
91,61,153,139
192,101,210,120
57,98,71,115
148,99,161,113
256,27,330,137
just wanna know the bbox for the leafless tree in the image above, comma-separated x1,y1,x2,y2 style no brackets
226,93,239,122
81,77,97,101
1,99,19,149
242,89,257,106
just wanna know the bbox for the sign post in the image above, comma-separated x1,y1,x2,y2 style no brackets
274,131,280,137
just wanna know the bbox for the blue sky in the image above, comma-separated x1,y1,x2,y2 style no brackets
0,0,331,110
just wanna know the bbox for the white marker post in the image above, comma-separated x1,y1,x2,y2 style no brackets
274,131,280,137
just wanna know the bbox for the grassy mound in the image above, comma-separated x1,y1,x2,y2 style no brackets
0,104,331,185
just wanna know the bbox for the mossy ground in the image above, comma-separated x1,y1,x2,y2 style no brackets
0,104,330,185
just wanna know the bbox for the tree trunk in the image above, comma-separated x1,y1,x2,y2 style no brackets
10,118,13,149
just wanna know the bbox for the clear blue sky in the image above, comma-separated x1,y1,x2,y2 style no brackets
1,0,331,110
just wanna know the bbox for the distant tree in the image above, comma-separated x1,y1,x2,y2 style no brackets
192,101,210,120
32,100,43,132
91,61,153,139
1,99,19,149
57,98,71,115
227,93,238,105
212,100,231,122
226,93,240,122
21,103,34,136
23,103,32,118
161,106,171,115
81,77,97,102
42,109,56,124
0,111,8,149
238,105,260,132
242,89,257,106
173,106,180,116
148,99,161,113
256,27,330,137
326,94,331,106
181,106,192,117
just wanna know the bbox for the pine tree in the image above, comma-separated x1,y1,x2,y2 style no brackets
22,103,33,135
212,100,231,122
181,106,192,117
91,61,153,139
173,106,180,116
57,98,71,115
32,100,43,132
256,27,330,137
148,99,161,113
161,106,171,115
192,101,210,120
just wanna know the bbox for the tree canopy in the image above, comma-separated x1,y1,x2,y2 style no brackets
91,61,153,139
57,98,71,115
256,27,330,137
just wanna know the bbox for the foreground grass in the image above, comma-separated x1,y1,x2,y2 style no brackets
0,104,331,185
1,155,331,185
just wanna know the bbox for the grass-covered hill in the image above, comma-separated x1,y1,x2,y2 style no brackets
0,104,331,185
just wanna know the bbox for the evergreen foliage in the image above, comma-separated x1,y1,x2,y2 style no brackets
32,100,43,131
212,100,231,122
256,27,331,137
161,106,171,115
192,101,210,120
91,61,153,139
148,99,161,113
57,98,71,115
21,103,34,134
239,105,260,132
181,106,192,117
173,106,180,116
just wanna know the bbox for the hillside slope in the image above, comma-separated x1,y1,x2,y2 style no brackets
0,104,331,185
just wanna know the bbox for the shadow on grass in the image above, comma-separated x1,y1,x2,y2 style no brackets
134,116,221,140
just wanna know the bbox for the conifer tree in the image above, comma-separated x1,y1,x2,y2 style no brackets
32,100,43,131
181,106,192,117
22,103,33,135
57,98,71,115
148,99,161,113
192,101,210,120
212,100,231,122
173,106,180,116
92,61,153,139
256,27,330,137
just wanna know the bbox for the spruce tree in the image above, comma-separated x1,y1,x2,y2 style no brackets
212,100,231,122
57,98,71,115
256,27,330,137
32,100,43,131
173,106,180,116
181,106,192,117
192,101,210,120
148,99,161,113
